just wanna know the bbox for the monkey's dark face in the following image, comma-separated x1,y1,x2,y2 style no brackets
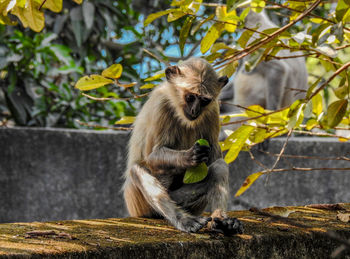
183,93,212,121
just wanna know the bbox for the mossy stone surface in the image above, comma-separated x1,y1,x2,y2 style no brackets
1,204,350,258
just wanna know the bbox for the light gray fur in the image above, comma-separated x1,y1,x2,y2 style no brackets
124,58,232,233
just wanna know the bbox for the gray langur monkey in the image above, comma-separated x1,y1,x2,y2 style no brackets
123,58,243,235
220,10,308,115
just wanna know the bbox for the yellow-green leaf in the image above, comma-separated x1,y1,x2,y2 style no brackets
179,16,195,55
0,0,12,15
144,9,175,26
183,162,208,184
191,14,214,35
115,116,136,125
306,119,318,130
183,138,210,184
327,99,348,128
224,125,255,164
140,83,156,89
12,0,44,32
218,60,238,77
144,72,165,82
216,5,226,20
188,0,202,13
72,0,83,4
249,128,268,144
210,42,230,54
235,171,264,197
102,64,123,79
116,81,137,88
287,100,305,129
75,75,113,91
167,10,186,22
0,14,17,25
333,84,349,99
43,0,62,13
200,22,225,54
311,93,323,116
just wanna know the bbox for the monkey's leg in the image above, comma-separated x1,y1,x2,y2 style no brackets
206,159,243,235
129,164,210,233
169,158,243,235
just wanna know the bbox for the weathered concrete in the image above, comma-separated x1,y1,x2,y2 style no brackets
0,127,129,223
0,204,349,258
0,127,349,223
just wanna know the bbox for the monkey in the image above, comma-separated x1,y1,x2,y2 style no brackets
123,57,243,235
219,10,308,140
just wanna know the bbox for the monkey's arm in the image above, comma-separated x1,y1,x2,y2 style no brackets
146,144,210,172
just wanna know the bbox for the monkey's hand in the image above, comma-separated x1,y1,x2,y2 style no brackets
210,217,243,236
176,215,212,233
186,142,211,167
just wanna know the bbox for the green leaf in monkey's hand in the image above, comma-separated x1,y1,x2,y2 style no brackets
183,139,210,184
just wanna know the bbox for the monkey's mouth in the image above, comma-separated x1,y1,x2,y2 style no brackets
184,110,200,121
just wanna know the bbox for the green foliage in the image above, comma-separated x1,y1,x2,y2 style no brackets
0,0,144,127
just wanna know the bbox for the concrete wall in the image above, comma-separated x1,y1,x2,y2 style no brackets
0,127,349,223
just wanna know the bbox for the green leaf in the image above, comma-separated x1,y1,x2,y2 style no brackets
102,64,123,79
183,162,208,184
333,78,349,99
235,171,264,197
200,22,225,54
227,0,234,12
180,16,195,55
196,138,209,147
115,116,136,125
75,75,114,91
327,99,348,128
144,9,176,26
224,125,255,164
183,138,210,184
336,0,350,22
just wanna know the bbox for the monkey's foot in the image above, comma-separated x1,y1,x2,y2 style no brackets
175,215,211,233
210,217,244,236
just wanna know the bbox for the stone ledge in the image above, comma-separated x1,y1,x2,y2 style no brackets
1,204,349,258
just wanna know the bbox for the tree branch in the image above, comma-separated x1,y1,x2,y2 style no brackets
214,0,322,69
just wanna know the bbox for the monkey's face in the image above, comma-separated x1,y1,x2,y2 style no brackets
183,93,212,121
165,58,229,123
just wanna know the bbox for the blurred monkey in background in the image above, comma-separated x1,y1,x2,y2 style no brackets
220,10,308,138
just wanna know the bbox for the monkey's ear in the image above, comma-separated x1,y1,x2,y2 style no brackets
165,66,182,81
218,76,229,88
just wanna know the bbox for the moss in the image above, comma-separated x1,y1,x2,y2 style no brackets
0,204,350,258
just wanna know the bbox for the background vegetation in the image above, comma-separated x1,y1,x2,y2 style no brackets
0,0,349,195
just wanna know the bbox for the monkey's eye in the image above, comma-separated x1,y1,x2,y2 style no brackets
200,97,212,107
185,94,196,103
